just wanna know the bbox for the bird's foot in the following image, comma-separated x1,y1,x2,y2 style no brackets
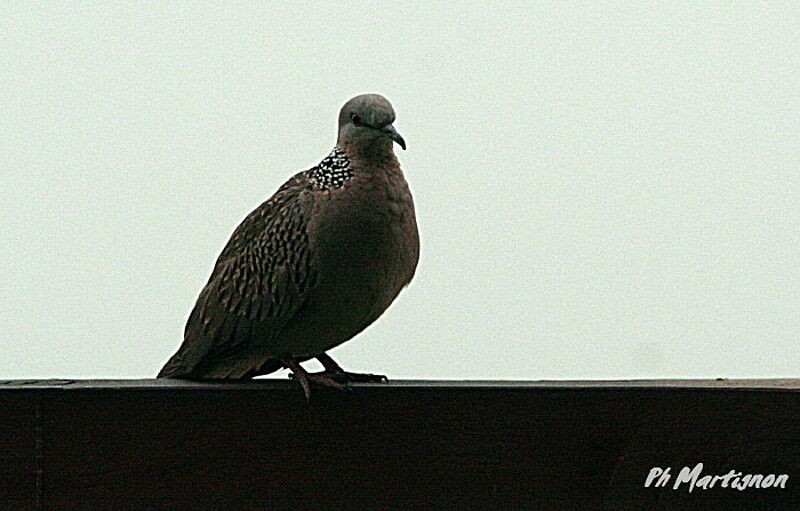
320,370,388,384
314,353,388,384
286,363,350,401
286,369,385,400
283,356,387,400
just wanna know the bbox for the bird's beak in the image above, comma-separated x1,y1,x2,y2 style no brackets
380,124,406,150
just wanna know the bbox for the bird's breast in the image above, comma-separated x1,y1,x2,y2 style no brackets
308,169,419,303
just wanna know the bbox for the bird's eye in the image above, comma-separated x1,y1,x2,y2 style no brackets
351,113,364,127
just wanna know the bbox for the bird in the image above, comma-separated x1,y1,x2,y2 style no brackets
157,94,419,399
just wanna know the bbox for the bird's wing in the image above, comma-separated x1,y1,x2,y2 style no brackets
157,171,317,378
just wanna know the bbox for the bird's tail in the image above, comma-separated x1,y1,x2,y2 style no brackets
158,355,284,379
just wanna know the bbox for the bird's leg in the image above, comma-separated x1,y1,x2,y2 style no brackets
315,353,388,383
282,358,348,401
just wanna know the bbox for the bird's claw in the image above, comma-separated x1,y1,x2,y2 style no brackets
326,371,388,384
287,363,387,401
289,370,351,400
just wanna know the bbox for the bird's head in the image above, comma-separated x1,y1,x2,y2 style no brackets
337,94,406,153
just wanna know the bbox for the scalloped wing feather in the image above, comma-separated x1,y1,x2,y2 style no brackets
157,171,316,378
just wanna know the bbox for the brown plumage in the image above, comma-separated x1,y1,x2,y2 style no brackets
158,94,419,396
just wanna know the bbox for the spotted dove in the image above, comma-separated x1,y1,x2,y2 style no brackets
157,94,419,398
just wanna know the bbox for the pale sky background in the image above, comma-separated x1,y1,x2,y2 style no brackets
1,2,798,380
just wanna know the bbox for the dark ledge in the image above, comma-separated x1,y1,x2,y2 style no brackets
2,379,798,510
2,377,800,389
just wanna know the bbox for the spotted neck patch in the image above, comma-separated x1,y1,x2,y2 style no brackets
309,146,353,191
